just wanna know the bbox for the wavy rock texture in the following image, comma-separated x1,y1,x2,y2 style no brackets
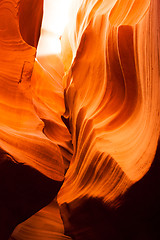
0,0,71,239
58,0,160,238
0,0,160,239
58,0,160,204
0,0,67,181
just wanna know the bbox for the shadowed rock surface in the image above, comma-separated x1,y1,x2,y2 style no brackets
0,149,63,240
60,141,160,240
0,0,160,239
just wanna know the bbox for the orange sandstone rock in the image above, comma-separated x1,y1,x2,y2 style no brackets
0,0,160,239
0,0,67,181
58,0,160,205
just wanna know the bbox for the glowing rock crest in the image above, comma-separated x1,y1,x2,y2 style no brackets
58,0,160,205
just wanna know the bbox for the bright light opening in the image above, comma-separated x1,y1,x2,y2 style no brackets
37,0,72,56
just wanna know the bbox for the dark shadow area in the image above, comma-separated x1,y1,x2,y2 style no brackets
0,149,63,240
18,0,43,48
60,140,160,240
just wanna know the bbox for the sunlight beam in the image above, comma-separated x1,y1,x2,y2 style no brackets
37,0,72,56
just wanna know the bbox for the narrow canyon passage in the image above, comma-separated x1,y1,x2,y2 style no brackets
0,0,160,239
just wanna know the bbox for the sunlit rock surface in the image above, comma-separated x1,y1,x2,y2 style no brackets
0,0,70,239
0,0,160,239
58,0,160,205
59,0,160,238
0,0,67,181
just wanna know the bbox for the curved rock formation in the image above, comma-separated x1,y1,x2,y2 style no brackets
0,0,66,181
0,1,70,239
0,0,160,239
58,0,160,238
58,0,160,205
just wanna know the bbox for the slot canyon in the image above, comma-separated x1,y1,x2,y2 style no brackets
0,0,160,239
